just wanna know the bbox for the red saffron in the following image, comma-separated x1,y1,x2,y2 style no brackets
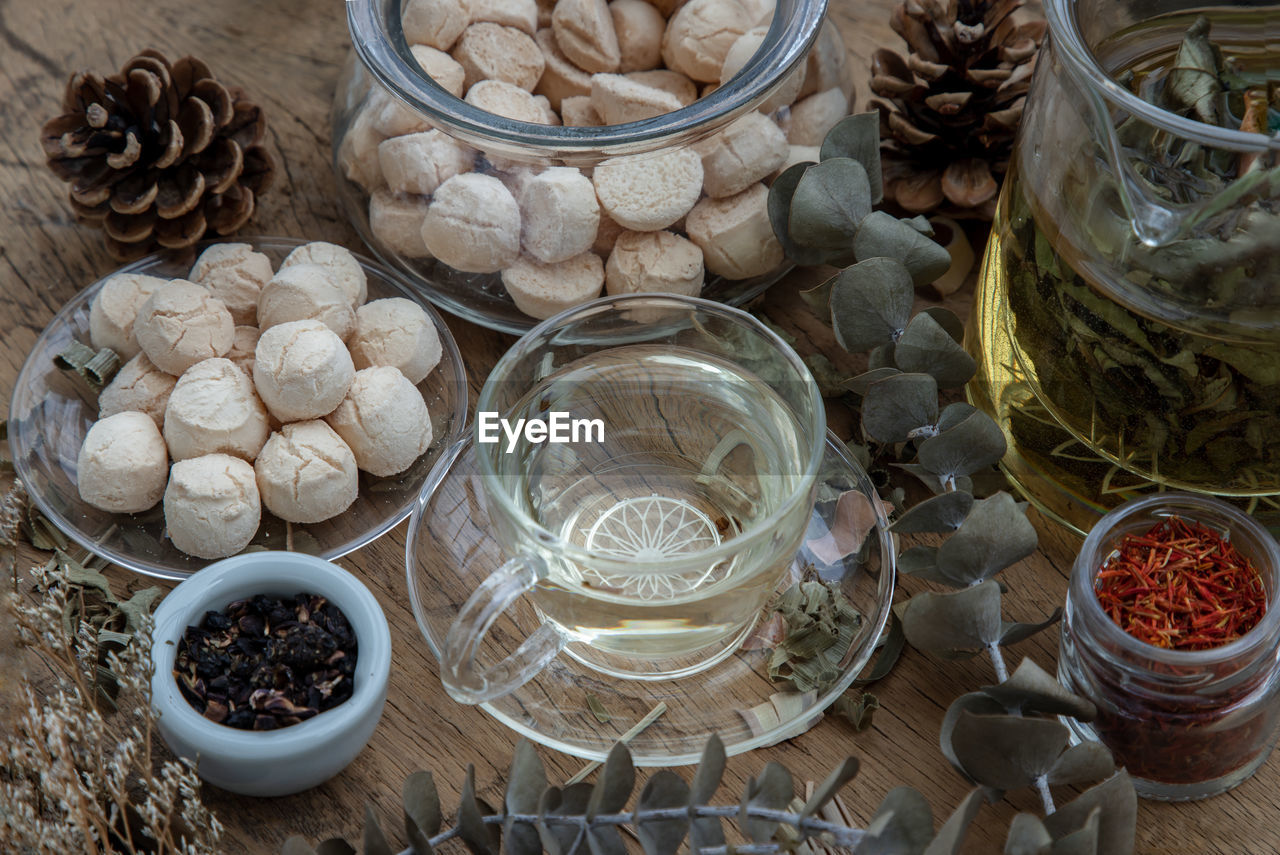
1093,515,1266,651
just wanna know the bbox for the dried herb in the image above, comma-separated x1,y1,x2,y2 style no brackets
1094,516,1266,650
173,593,357,730
762,580,864,693
54,338,121,390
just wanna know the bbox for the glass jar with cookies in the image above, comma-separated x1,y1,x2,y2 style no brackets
335,0,852,333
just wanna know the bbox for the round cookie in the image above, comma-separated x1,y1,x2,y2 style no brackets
518,167,601,263
188,243,273,325
410,44,467,96
76,411,168,514
279,241,368,307
592,148,703,231
464,79,554,123
421,173,521,273
466,0,538,33
348,297,443,385
253,319,356,422
661,0,749,82
611,0,665,72
134,279,235,375
97,353,177,428
254,421,360,524
164,454,261,559
402,0,469,50
369,190,433,259
88,273,167,359
326,367,435,477
784,87,849,146
590,74,684,123
693,111,788,198
605,230,704,296
685,182,783,279
534,28,594,110
552,0,622,73
257,264,358,341
164,358,270,462
502,252,604,320
453,23,545,91
377,130,475,197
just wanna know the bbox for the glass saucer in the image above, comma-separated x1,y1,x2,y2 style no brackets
405,432,896,764
8,237,469,581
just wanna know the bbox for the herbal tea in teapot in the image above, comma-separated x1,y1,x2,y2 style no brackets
970,1,1280,533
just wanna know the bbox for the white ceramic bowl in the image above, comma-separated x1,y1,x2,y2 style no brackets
150,552,391,797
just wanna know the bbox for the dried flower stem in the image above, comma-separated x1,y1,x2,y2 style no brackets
566,701,668,784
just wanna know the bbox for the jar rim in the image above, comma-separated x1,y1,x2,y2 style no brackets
1043,0,1280,154
1069,493,1280,666
346,0,828,155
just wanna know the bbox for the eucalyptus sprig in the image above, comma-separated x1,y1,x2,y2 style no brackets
766,114,1130,828
283,727,1131,855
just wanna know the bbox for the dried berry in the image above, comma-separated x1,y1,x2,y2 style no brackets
173,592,358,731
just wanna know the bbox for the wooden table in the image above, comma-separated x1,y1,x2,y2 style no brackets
1,1,1276,852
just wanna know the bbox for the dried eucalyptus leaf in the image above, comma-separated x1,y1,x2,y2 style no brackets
1042,771,1136,855
505,741,547,855
282,838,318,855
789,157,872,261
846,367,902,396
940,692,1009,773
769,163,834,266
538,784,594,855
1005,814,1053,855
741,762,794,843
854,613,905,686
868,342,896,370
898,545,946,582
1167,16,1220,124
830,257,915,353
902,215,934,235
1050,810,1101,855
934,493,1037,586
801,757,861,820
587,743,634,819
852,211,952,287
635,770,690,855
999,609,1063,647
801,275,835,322
363,807,394,855
895,464,972,496
403,770,441,854
820,112,883,203
586,826,626,855
1047,743,1115,787
458,766,498,855
936,403,979,433
116,586,162,634
690,734,726,803
983,658,1097,721
854,787,933,855
862,373,939,443
917,413,1006,480
688,735,727,850
316,839,356,855
890,492,974,534
921,789,987,855
806,490,890,566
586,694,611,724
832,691,879,731
920,307,965,344
950,711,1071,790
893,314,978,388
902,581,1002,658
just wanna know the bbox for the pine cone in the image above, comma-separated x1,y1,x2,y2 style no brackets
40,50,275,261
870,0,1044,219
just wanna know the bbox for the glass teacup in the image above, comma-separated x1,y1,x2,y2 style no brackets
440,295,826,703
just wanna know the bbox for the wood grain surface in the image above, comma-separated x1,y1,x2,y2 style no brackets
1,0,1277,852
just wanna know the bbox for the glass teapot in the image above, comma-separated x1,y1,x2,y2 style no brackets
968,0,1280,533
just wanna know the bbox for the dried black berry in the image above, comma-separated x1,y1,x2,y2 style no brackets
172,591,359,731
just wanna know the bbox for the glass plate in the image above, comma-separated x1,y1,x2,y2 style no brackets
9,237,469,581
405,431,896,764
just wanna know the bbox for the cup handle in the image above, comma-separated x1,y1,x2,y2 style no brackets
440,554,566,704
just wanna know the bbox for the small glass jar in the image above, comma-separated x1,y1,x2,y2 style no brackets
1059,493,1280,801
333,0,852,333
